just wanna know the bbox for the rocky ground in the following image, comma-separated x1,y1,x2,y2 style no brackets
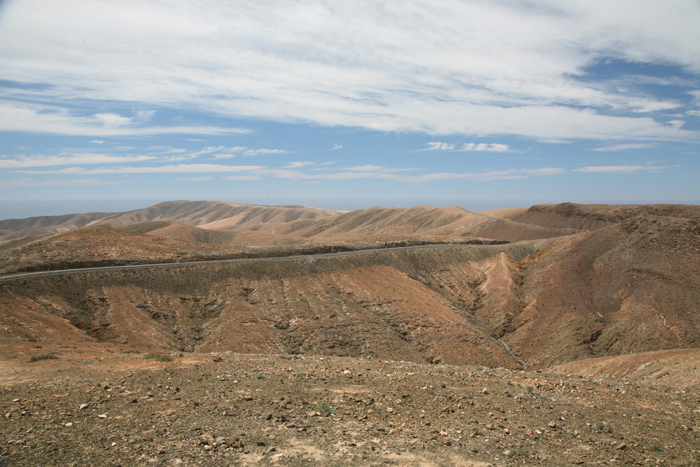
1,343,699,466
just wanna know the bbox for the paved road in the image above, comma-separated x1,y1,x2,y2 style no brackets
0,243,491,283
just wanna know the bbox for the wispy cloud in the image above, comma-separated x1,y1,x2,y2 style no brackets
0,178,125,188
16,164,264,175
426,142,455,151
575,165,668,174
460,143,512,152
1,2,698,141
592,143,659,152
90,140,104,144
178,176,212,182
260,165,563,182
0,153,155,168
0,103,251,136
199,146,288,159
285,161,315,169
225,175,263,181
330,143,343,150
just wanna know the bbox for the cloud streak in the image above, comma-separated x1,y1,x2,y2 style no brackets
575,165,668,174
0,1,698,141
0,103,251,136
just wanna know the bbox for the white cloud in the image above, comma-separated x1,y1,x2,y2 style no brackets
0,103,251,136
178,176,212,182
225,175,263,181
261,165,563,182
331,143,343,150
593,143,659,152
0,1,698,141
0,178,124,188
285,161,315,168
575,165,667,174
17,163,264,175
426,142,455,150
90,140,104,144
135,110,156,122
685,110,700,116
460,143,512,152
0,153,155,168
197,146,288,158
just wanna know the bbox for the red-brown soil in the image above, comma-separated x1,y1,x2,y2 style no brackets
1,345,699,466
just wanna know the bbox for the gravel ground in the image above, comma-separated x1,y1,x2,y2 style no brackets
1,350,699,466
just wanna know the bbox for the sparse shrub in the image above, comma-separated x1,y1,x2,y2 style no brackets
256,374,265,380
314,402,336,416
143,354,172,362
30,353,58,362
505,447,529,458
24,336,37,343
593,381,601,386
527,386,534,393
121,350,139,354
649,444,663,452
593,421,612,433
436,369,443,374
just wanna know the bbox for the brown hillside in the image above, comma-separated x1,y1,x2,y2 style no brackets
507,202,700,231
0,243,542,368
0,200,341,245
1,203,699,373
0,225,238,275
506,214,700,367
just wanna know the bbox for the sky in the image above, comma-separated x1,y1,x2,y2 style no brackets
0,0,699,219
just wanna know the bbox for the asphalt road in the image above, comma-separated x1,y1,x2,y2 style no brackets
0,243,488,283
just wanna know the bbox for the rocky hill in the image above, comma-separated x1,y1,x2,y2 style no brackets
0,202,699,375
0,200,341,245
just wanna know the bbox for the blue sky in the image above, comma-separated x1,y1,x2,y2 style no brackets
0,0,699,219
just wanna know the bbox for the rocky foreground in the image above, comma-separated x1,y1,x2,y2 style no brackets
1,347,699,466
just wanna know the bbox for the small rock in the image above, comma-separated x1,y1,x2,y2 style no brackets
548,421,557,429
79,404,88,410
64,422,73,427
97,414,108,419
482,388,489,394
212,356,222,362
615,443,627,451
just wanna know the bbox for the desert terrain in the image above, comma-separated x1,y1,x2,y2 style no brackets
1,200,699,466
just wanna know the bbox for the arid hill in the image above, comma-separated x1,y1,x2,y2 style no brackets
0,200,341,245
0,200,597,246
0,202,699,378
